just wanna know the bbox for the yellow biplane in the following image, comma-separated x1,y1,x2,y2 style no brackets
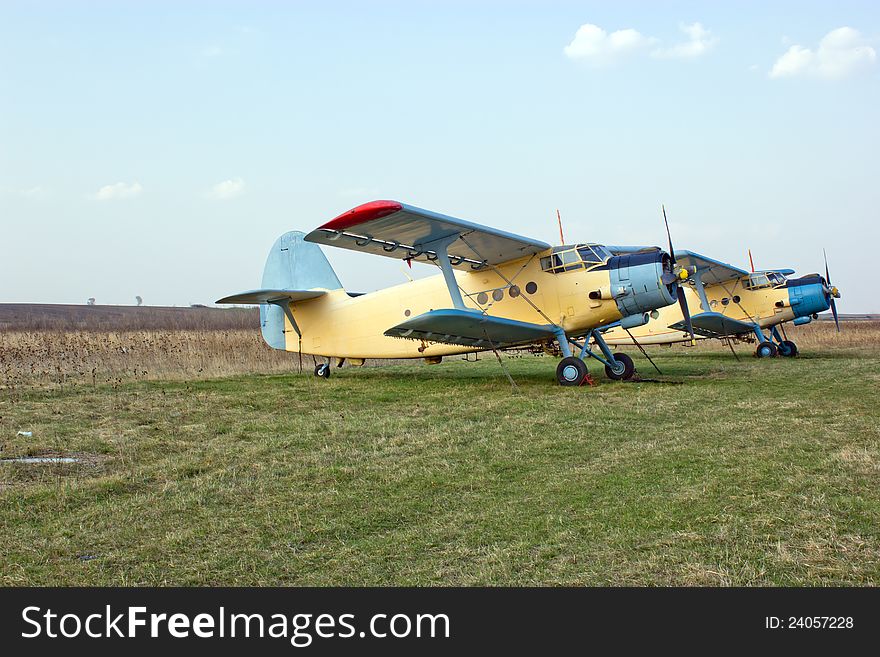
603,245,841,358
218,200,696,385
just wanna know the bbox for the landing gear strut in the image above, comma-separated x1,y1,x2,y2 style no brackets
753,326,778,358
554,327,637,385
771,326,798,357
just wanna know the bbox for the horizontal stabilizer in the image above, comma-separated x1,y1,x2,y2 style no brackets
669,311,754,338
215,289,326,305
385,308,556,348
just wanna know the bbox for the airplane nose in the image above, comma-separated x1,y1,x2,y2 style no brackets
607,251,678,317
786,276,831,318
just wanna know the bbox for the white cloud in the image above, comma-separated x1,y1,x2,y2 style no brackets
207,178,245,200
652,22,717,59
769,27,876,79
201,45,222,58
564,24,655,65
92,181,143,201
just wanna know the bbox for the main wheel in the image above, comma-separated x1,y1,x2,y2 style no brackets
604,352,635,380
777,340,798,357
755,341,778,358
315,363,331,378
556,356,587,386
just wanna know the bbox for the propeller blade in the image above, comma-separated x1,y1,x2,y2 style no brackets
823,248,832,284
662,204,676,264
823,249,839,332
679,292,696,346
662,204,694,344
830,297,840,333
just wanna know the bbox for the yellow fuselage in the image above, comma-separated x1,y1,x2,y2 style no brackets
285,255,625,359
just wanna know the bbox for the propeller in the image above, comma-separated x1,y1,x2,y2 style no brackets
662,205,696,345
823,249,840,333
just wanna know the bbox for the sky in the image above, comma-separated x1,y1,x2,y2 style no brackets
1,1,877,311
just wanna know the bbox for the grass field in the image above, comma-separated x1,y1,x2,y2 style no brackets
2,329,878,586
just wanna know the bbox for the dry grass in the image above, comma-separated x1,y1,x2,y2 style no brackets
0,329,300,390
1,321,877,392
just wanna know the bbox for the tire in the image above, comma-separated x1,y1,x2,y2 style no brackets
315,363,331,378
604,352,635,380
778,340,798,357
755,341,778,358
556,357,587,386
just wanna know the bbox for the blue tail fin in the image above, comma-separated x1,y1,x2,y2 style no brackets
259,231,341,349
215,231,342,350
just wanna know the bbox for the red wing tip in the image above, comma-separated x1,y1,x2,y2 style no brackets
320,200,403,231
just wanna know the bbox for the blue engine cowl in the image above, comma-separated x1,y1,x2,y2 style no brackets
785,274,831,319
608,252,678,317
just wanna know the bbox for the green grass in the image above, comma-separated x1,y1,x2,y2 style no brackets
1,350,878,586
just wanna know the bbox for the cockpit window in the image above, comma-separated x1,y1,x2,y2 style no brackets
744,272,788,289
541,244,611,273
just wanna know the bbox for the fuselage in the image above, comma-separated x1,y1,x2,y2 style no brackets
283,246,677,359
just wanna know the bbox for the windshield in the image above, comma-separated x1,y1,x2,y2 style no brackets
745,272,788,289
540,244,611,273
767,272,787,286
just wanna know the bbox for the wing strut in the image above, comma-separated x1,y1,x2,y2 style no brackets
430,234,468,310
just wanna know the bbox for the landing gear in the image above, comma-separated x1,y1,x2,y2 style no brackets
553,327,637,386
604,352,635,380
777,340,798,357
755,341,778,358
556,357,588,386
314,363,331,378
769,326,798,357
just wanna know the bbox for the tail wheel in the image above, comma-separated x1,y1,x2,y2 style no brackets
556,356,588,386
778,340,798,357
604,352,635,380
755,341,778,358
315,363,331,378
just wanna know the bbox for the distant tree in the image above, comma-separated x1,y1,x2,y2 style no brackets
136,295,143,306
87,298,96,306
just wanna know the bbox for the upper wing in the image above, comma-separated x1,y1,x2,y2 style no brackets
216,289,326,305
305,200,551,271
674,250,748,285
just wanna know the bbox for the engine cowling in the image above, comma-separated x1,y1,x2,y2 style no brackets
608,252,678,317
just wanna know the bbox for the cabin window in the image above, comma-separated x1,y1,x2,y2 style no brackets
744,274,771,290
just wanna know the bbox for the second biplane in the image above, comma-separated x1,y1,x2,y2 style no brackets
602,248,841,357
218,200,697,385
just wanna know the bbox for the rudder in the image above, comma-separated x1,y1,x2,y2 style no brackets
260,231,342,349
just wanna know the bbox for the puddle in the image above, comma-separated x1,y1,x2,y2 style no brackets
1,456,80,464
